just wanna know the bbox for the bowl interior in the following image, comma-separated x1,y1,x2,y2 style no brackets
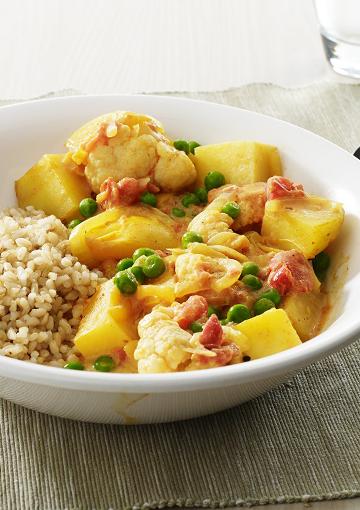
0,94,359,391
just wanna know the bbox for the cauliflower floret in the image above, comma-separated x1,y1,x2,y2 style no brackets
66,111,197,194
135,304,193,373
188,183,265,250
153,142,197,192
186,327,243,371
232,182,266,230
134,300,243,373
66,111,166,152
208,182,266,230
207,231,250,252
174,245,242,297
189,208,233,241
86,133,158,192
187,187,247,250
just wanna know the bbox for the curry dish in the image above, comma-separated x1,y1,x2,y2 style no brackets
10,111,344,373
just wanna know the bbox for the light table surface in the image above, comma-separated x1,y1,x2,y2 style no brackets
0,0,356,99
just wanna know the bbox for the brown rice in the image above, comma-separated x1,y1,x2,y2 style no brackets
0,206,105,366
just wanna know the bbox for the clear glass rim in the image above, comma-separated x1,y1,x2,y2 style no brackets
320,29,360,47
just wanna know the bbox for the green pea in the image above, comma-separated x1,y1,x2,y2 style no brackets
93,355,115,372
67,218,82,230
194,187,208,204
313,252,331,281
227,304,251,323
79,197,97,218
190,321,203,333
253,298,275,316
116,258,134,272
207,305,221,318
181,193,200,208
242,274,263,290
140,191,157,207
204,171,225,191
64,360,84,370
241,261,260,277
141,255,166,279
133,248,156,260
113,270,138,295
316,269,327,282
130,265,146,284
173,140,190,154
313,251,331,272
172,207,186,218
188,141,201,154
221,201,240,219
181,231,204,248
261,288,281,306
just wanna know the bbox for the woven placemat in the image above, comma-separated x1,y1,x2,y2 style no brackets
0,83,360,510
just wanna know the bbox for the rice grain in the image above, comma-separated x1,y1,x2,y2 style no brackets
0,206,105,366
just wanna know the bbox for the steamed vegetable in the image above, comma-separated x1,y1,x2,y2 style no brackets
79,197,97,217
227,304,251,323
114,270,138,295
134,305,194,373
233,308,301,359
282,291,327,341
261,196,344,258
74,280,137,358
15,153,91,222
69,205,180,267
136,280,176,309
193,141,282,187
93,355,115,372
204,171,226,191
66,111,197,194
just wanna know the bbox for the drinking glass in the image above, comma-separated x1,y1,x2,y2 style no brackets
313,0,360,78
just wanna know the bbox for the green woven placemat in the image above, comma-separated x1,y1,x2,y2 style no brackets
1,83,360,510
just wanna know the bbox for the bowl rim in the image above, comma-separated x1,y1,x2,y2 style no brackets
0,92,359,393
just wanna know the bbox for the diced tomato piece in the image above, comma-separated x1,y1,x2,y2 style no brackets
117,177,141,205
98,176,142,209
85,123,109,153
267,250,315,295
200,314,223,347
98,177,121,209
175,295,208,330
268,265,293,296
113,347,127,364
212,344,239,365
148,182,160,194
195,343,239,367
266,176,305,201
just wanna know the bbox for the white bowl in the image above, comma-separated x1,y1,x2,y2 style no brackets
0,94,359,424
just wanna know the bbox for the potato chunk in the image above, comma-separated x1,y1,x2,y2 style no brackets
232,308,301,359
193,141,282,187
69,205,180,267
136,280,176,308
282,291,328,341
15,153,91,222
74,280,138,358
261,196,344,259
